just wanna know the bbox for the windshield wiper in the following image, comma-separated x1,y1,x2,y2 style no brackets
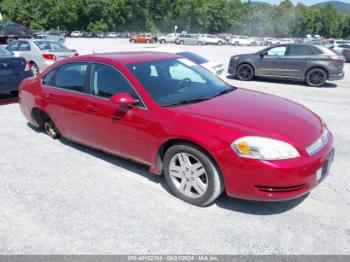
212,87,235,98
162,98,211,107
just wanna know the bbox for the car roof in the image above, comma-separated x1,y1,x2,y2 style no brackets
67,51,180,65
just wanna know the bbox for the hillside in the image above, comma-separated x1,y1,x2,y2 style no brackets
313,1,350,14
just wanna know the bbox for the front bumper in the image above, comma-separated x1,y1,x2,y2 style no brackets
328,71,344,81
218,134,334,201
227,60,238,75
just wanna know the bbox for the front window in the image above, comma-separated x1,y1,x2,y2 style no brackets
127,58,234,107
266,46,287,56
91,63,143,107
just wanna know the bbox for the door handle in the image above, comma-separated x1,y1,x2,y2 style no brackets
44,94,53,100
86,104,99,112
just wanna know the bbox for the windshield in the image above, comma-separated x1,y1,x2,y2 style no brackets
34,41,69,51
177,51,209,64
0,46,13,56
127,58,234,107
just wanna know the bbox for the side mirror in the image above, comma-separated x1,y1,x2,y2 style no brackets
110,92,137,105
260,51,268,58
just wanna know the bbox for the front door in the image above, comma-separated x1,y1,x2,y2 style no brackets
256,45,287,77
81,63,153,165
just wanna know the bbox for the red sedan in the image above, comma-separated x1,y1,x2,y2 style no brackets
19,52,334,206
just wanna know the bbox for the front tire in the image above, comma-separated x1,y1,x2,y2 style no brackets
236,63,255,81
305,68,327,87
163,143,224,206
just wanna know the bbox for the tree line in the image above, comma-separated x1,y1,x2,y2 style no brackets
0,0,349,38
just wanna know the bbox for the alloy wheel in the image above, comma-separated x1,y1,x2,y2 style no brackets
169,153,208,198
237,64,253,80
309,70,326,86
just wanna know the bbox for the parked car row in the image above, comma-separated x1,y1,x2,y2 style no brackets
70,31,131,38
32,31,66,43
0,38,78,96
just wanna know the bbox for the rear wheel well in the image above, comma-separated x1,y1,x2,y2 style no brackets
305,67,329,79
31,107,50,128
156,139,222,177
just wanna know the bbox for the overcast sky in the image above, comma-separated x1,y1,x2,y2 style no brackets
245,0,350,5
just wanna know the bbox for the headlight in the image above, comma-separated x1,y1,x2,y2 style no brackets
231,136,300,160
233,56,239,60
306,128,329,156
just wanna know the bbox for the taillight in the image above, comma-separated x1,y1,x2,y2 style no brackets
42,53,57,60
24,61,31,71
328,55,345,61
73,52,79,56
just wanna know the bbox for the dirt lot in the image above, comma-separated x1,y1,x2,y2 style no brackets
0,38,350,254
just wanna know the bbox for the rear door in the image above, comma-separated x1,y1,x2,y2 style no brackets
282,45,318,78
41,62,96,145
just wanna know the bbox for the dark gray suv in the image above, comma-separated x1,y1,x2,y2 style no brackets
228,44,344,87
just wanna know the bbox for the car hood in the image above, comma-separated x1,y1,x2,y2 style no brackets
171,88,323,149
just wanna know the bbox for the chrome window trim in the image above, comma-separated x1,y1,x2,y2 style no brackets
41,61,148,110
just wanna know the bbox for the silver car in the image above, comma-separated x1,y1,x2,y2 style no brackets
175,34,200,45
6,39,77,75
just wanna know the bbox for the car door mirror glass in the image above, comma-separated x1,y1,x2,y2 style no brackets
260,51,268,57
110,92,137,105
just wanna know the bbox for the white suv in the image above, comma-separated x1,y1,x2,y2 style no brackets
230,36,256,46
198,34,225,45
158,33,177,44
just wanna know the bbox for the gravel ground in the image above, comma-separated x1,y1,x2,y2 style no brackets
0,38,350,254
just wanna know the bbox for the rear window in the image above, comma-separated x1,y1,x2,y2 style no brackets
34,41,69,51
177,51,208,64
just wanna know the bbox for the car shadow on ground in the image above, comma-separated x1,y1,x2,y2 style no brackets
226,75,338,88
215,192,308,215
0,93,18,105
27,123,307,215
